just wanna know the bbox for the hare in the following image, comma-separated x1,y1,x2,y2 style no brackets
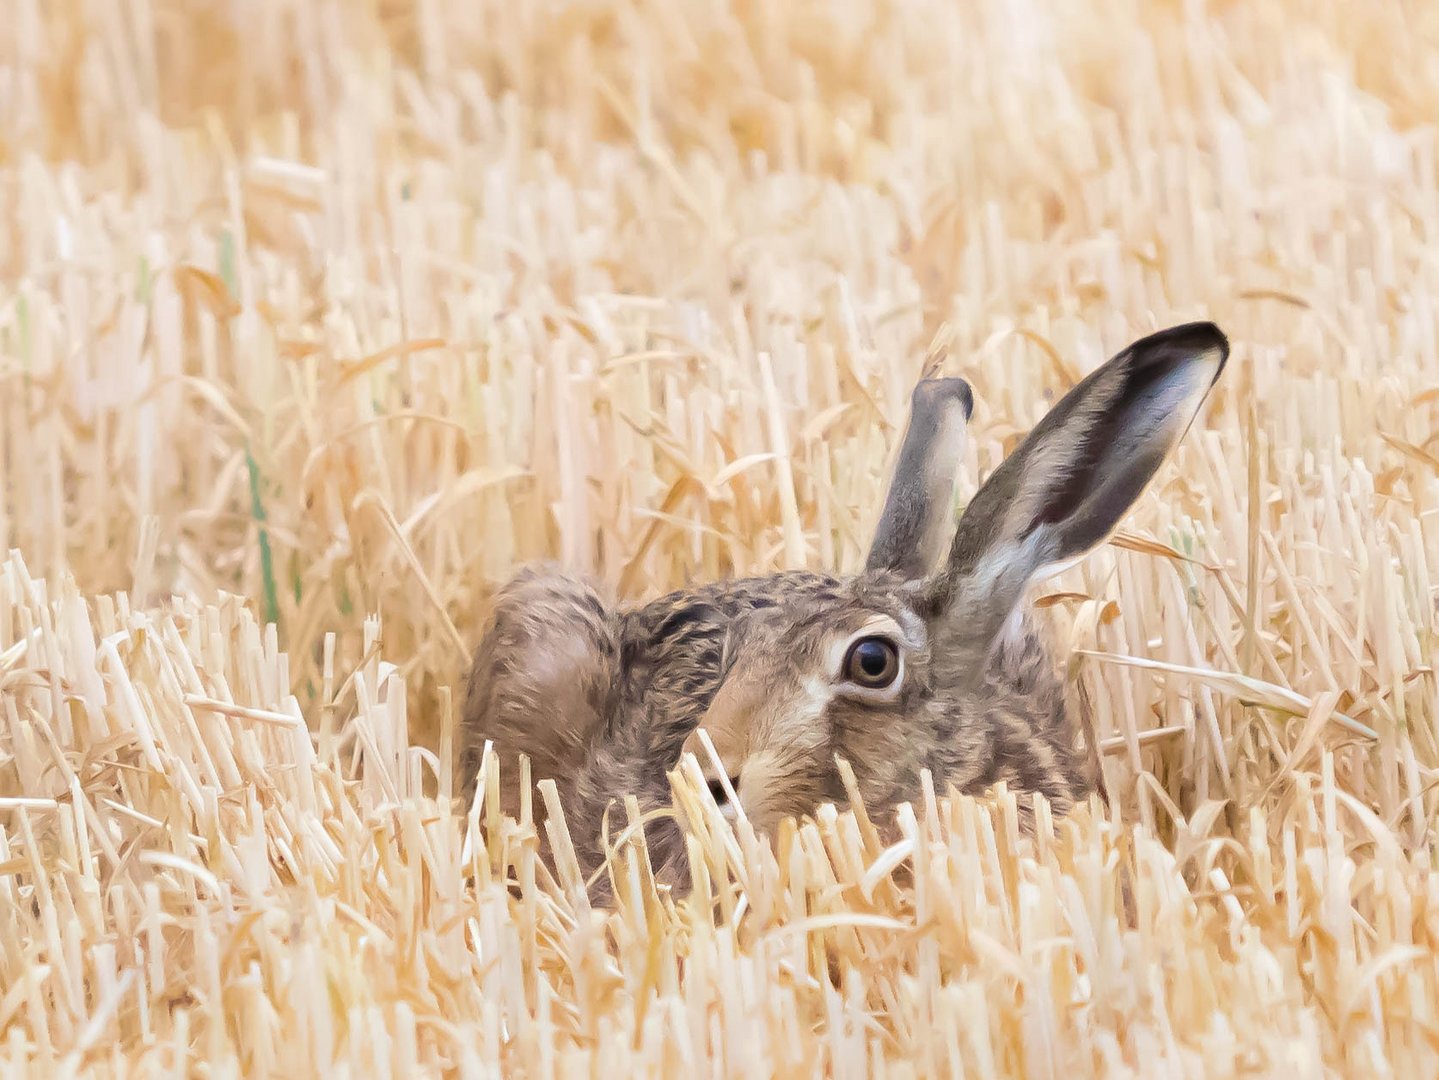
458,322,1228,897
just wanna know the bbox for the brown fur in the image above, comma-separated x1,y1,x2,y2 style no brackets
457,323,1229,902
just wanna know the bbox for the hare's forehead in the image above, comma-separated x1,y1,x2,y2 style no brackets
775,597,926,651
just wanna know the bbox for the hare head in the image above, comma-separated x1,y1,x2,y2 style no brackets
682,322,1228,836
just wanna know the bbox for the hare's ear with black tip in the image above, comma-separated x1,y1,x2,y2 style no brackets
865,377,974,579
927,322,1229,660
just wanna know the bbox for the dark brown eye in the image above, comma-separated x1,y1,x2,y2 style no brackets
842,636,900,689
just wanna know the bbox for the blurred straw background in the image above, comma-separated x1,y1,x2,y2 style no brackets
2,0,1438,1074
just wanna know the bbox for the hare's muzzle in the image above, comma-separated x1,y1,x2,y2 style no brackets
682,727,743,812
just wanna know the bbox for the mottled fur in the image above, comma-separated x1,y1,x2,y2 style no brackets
458,323,1229,900
460,568,848,882
687,576,1084,847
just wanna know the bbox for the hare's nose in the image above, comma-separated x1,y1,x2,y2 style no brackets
682,728,742,807
705,774,742,817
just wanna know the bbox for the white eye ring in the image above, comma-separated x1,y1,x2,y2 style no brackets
830,621,907,702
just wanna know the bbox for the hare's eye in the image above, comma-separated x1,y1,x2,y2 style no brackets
843,636,900,689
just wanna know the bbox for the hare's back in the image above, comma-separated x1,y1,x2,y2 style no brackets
624,569,846,641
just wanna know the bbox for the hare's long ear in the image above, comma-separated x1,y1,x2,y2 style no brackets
865,377,974,579
926,322,1228,656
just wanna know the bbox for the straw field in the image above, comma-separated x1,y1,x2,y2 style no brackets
3,0,1438,1075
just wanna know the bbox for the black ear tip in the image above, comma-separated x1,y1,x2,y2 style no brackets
1127,322,1230,387
912,377,974,420
1140,320,1230,360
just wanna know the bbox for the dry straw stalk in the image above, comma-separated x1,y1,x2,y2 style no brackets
2,0,1439,1075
